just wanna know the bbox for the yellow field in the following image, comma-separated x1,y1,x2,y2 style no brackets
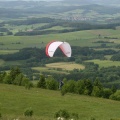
46,62,85,70
32,62,85,74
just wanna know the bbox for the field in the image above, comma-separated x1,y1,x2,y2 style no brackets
32,62,85,74
46,62,85,70
0,29,120,50
0,84,120,120
32,66,69,74
0,50,19,54
85,59,120,68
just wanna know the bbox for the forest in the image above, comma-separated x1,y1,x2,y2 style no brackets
0,47,120,89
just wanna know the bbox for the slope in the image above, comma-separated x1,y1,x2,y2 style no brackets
0,84,120,120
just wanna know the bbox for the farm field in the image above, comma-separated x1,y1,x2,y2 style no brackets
0,29,120,50
85,59,120,68
46,62,85,70
0,50,19,55
32,62,85,74
32,66,69,74
0,84,120,120
5,23,48,34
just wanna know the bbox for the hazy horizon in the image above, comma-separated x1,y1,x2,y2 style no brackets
0,0,63,2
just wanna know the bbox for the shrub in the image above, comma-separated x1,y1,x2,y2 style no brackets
24,107,33,117
90,117,96,120
61,85,67,96
71,113,79,120
54,109,70,119
25,82,33,89
109,90,120,101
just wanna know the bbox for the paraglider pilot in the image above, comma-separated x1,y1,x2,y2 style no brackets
59,80,64,89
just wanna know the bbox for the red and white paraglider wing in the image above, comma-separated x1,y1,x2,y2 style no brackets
46,41,63,57
59,42,72,57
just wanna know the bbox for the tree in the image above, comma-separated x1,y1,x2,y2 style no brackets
46,76,58,90
91,86,103,97
84,79,93,95
102,88,112,99
7,31,13,35
21,77,30,86
66,80,76,93
111,85,117,93
13,73,24,85
93,78,103,89
109,90,120,101
91,79,103,97
9,67,21,83
75,80,85,94
0,72,6,83
37,74,46,88
3,74,12,84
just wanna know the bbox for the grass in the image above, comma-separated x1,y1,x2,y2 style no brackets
0,84,120,120
5,23,48,34
32,66,69,74
46,62,85,70
85,59,120,68
0,50,19,55
0,29,120,49
44,26,73,30
32,62,85,74
3,61,22,66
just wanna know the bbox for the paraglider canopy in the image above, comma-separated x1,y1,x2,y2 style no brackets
45,41,72,57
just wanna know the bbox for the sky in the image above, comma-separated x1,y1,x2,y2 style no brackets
0,0,62,2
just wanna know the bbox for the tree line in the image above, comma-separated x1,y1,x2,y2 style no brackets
1,17,120,36
14,21,118,36
0,68,120,101
0,47,120,89
0,47,118,62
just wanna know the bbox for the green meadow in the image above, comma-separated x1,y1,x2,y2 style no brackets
0,84,120,120
5,23,48,34
0,29,120,50
0,50,19,54
85,59,120,68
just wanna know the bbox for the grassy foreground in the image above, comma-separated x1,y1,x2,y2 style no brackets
0,84,120,120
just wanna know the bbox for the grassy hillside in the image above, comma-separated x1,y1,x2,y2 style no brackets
0,84,120,120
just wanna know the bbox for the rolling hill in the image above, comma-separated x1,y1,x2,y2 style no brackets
0,83,120,120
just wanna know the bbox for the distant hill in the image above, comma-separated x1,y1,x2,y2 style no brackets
93,0,120,5
63,0,120,6
0,0,120,23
